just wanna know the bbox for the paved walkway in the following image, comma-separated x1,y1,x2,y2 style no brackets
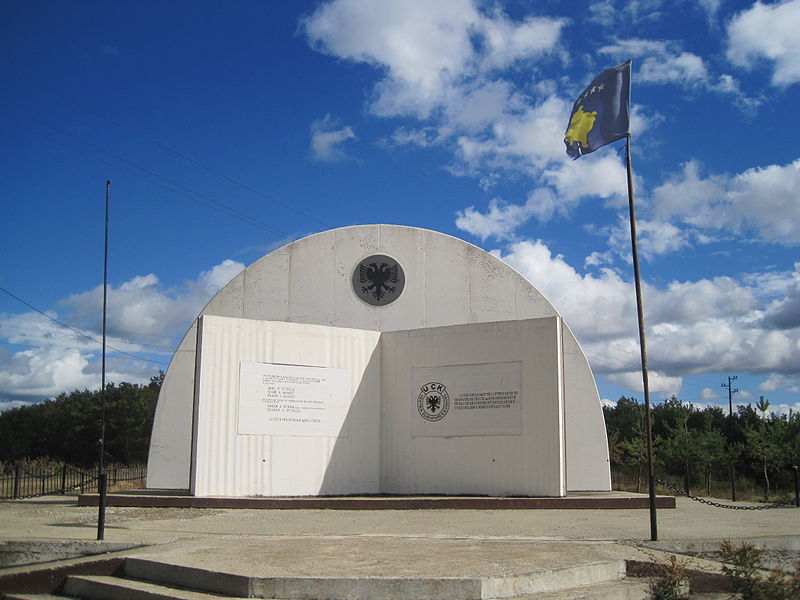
1,493,797,544
1,493,798,593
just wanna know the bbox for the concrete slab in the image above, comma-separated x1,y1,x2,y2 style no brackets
62,574,245,600
1,494,798,599
0,541,141,569
1,494,797,545
75,540,630,600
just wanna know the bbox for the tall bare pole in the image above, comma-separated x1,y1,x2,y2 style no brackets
625,136,657,541
722,375,738,501
97,180,110,540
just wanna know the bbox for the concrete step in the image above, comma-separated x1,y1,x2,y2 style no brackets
62,575,245,600
517,578,651,599
123,559,250,597
122,556,627,599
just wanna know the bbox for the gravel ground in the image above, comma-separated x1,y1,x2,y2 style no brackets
1,494,799,544
1,494,798,599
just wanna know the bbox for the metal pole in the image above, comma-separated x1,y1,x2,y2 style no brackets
13,463,20,499
625,135,657,541
97,180,110,541
722,376,738,502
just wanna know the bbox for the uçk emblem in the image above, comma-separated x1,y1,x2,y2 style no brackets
417,382,450,422
352,254,405,306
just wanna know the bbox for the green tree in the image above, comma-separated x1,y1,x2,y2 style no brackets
695,428,727,496
745,397,784,502
620,431,648,492
654,397,701,494
0,373,163,466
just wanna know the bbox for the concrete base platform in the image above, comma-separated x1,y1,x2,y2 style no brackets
59,537,635,600
4,494,796,599
76,491,676,510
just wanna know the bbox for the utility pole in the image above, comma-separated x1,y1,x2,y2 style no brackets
721,375,738,502
97,180,110,540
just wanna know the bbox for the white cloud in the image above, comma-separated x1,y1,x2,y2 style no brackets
600,397,617,408
700,387,719,400
0,346,92,400
0,259,244,404
491,238,800,399
0,399,36,413
585,251,613,268
477,9,564,70
758,373,796,393
303,0,565,119
600,215,693,263
698,0,721,20
310,115,357,162
767,402,800,417
608,370,683,395
388,127,439,148
456,196,538,241
302,0,777,256
600,39,708,85
303,0,583,240
650,159,800,246
599,37,756,106
586,0,617,26
496,239,638,339
727,0,800,86
763,279,800,330
455,149,629,240
650,277,760,323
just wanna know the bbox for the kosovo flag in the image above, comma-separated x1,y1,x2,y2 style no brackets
564,61,631,159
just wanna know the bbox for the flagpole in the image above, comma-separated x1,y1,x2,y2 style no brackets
625,135,657,541
97,179,110,541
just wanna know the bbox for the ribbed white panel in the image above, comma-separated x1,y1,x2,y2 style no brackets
380,317,565,497
191,316,380,497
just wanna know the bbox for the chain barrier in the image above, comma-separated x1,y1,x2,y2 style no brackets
656,477,796,510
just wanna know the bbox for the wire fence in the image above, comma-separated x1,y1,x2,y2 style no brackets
612,467,800,508
0,463,146,499
655,477,797,510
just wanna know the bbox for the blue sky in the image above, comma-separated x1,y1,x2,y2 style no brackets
2,0,799,416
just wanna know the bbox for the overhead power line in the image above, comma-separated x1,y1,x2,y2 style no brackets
0,286,168,366
2,67,331,230
6,113,298,240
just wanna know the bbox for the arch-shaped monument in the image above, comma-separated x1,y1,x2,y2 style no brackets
147,225,610,496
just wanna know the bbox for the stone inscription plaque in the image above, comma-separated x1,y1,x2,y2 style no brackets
412,361,522,438
237,362,350,437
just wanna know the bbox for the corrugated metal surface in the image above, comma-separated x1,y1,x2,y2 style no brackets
192,316,380,497
380,317,565,497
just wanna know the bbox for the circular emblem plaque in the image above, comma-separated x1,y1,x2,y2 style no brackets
352,254,405,306
417,382,450,422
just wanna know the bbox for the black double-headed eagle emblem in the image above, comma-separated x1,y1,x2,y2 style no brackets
360,261,398,301
352,254,405,306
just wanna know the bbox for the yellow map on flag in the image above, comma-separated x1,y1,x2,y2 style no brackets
564,106,597,148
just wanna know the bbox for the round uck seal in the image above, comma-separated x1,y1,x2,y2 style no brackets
352,254,405,306
417,382,450,422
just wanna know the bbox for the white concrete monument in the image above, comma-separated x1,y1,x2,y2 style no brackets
147,225,611,497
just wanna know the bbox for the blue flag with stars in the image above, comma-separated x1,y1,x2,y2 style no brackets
564,61,631,159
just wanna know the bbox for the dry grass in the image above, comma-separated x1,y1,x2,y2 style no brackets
611,471,794,504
